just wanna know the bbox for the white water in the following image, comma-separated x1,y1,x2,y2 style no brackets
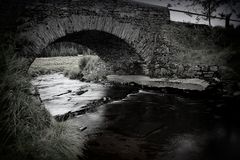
31,73,107,116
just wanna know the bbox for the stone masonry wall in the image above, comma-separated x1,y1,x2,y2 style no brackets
1,0,236,81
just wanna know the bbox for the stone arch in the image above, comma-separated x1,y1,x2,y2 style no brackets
17,15,160,74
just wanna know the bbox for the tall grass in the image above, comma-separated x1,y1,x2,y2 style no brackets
0,34,83,160
64,55,108,81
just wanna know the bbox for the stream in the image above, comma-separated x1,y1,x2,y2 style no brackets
32,73,240,160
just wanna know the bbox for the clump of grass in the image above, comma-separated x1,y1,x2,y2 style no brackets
79,56,109,81
0,34,83,160
63,66,83,79
27,121,83,160
63,55,108,81
0,55,51,159
81,56,108,81
29,55,108,81
79,56,92,71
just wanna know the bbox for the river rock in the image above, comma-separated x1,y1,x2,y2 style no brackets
76,90,88,95
210,65,218,72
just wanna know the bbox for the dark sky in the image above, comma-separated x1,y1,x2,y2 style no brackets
133,0,240,27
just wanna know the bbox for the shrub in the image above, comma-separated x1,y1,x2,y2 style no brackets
78,56,92,71
78,56,109,81
64,66,83,80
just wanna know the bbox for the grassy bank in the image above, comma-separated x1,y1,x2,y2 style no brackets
29,56,81,77
29,55,109,82
0,34,83,160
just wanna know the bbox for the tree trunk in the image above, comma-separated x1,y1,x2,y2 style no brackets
208,1,212,26
208,16,211,26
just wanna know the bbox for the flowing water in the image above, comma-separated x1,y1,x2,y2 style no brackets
31,73,109,116
32,73,240,160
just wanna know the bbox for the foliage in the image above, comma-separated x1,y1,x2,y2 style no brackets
189,0,240,26
63,55,108,81
169,0,240,27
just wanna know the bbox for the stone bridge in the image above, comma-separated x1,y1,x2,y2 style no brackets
13,0,172,76
1,0,226,80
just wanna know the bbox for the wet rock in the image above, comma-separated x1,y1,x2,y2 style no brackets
103,97,107,101
55,111,73,121
210,65,218,72
79,126,87,131
55,90,72,96
213,77,220,82
201,65,208,72
103,97,111,102
76,90,88,95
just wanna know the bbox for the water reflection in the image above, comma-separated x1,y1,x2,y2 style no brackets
32,73,240,160
82,89,240,160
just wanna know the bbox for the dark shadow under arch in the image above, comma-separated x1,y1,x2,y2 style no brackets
42,30,145,75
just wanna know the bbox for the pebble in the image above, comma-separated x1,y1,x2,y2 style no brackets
103,97,107,101
103,97,111,102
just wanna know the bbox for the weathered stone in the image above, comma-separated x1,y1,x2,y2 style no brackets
196,72,202,76
160,68,169,76
193,65,201,71
203,73,214,78
201,65,208,72
210,65,218,72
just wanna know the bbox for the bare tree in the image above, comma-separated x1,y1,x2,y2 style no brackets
189,0,222,26
191,0,240,27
